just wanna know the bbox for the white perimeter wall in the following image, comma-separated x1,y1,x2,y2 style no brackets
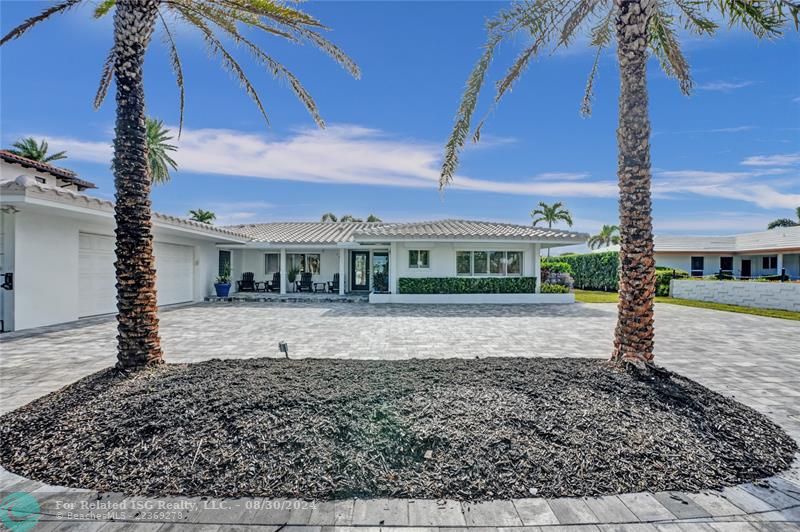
671,279,800,312
8,208,223,331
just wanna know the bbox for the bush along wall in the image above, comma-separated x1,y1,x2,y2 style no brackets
544,252,619,291
655,266,689,296
398,277,537,294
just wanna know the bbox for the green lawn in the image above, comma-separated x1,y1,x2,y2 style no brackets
573,289,800,321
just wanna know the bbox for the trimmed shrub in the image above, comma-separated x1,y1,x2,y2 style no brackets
398,277,537,294
655,267,689,296
541,283,570,294
545,252,619,291
542,261,573,275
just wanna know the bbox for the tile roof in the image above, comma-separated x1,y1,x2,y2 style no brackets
1,176,247,240
226,219,588,244
0,150,96,189
227,222,380,244
354,219,588,241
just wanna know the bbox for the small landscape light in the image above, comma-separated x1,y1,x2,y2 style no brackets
278,341,289,359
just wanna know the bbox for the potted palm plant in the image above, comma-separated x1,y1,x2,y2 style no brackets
214,265,231,298
287,267,300,293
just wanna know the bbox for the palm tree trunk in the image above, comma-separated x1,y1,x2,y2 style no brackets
611,0,656,367
112,0,163,369
547,221,552,258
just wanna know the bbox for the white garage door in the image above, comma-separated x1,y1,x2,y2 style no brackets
79,234,195,317
154,242,194,305
79,233,116,317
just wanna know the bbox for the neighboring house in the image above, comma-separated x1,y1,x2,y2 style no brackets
0,158,586,332
586,228,800,280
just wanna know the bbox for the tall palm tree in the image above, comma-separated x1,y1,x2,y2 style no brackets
2,0,358,369
147,118,178,184
366,214,382,222
588,224,620,249
440,0,797,368
188,209,216,224
531,201,573,257
8,137,67,163
767,207,800,229
320,212,338,222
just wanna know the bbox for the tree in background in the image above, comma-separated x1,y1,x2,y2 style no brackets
189,209,216,224
767,207,800,229
366,214,382,222
339,214,363,222
147,118,178,184
320,212,338,222
439,0,798,368
8,137,67,163
588,224,620,249
531,202,573,257
2,0,358,370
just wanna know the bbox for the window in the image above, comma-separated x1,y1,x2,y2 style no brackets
456,251,472,275
34,176,46,184
459,251,522,277
762,256,778,269
287,253,321,274
218,250,231,277
720,256,733,274
264,253,279,274
690,256,704,277
409,249,429,268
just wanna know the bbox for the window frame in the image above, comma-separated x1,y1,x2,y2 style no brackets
719,256,733,274
264,253,280,275
690,256,704,277
456,250,523,277
408,249,430,269
762,256,778,270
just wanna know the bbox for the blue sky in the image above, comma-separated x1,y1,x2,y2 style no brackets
1,1,799,236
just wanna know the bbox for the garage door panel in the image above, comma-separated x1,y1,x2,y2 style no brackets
79,235,195,317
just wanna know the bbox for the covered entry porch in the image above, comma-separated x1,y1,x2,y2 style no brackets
221,244,391,296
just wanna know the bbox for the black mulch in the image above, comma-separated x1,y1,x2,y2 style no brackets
1,357,796,500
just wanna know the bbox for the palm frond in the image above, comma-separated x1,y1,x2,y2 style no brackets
711,0,789,37
293,27,361,79
93,48,115,109
1,0,83,46
649,3,693,95
216,0,324,28
580,6,614,117
93,0,116,18
674,0,718,34
175,6,270,125
559,0,607,47
158,10,186,136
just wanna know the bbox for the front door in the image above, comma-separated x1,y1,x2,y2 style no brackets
741,259,751,279
351,251,370,291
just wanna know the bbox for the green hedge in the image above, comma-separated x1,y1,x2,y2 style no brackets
541,283,570,294
544,252,619,291
541,261,574,275
544,252,688,294
398,277,537,294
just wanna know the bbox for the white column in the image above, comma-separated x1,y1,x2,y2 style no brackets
280,248,287,294
389,242,398,294
533,243,541,294
338,248,346,295
777,253,784,277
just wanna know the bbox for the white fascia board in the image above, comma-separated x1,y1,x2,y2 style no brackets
353,237,585,246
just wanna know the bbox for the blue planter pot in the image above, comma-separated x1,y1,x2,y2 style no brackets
214,283,231,297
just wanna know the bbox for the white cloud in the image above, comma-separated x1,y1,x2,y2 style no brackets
697,80,754,92
740,153,800,166
708,126,754,133
39,125,800,209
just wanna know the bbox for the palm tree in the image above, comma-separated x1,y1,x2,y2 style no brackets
366,214,382,222
767,207,800,229
531,201,573,257
588,224,620,249
147,118,178,184
2,0,358,369
320,212,338,222
8,137,67,163
188,209,216,224
440,0,797,368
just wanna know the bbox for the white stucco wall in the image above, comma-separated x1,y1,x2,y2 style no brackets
656,252,799,278
233,248,341,292
6,207,226,331
670,279,800,312
394,241,536,279
0,162,79,191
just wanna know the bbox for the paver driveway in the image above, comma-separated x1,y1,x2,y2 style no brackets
1,301,798,438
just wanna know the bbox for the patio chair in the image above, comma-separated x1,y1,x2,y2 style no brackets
267,271,281,292
328,273,340,293
237,272,256,292
296,272,313,292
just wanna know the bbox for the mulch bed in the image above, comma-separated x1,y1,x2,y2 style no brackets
1,357,796,500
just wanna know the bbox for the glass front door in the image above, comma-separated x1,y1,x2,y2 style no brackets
351,251,370,291
373,252,389,293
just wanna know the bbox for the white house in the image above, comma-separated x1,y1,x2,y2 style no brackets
0,155,587,332
585,229,800,280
